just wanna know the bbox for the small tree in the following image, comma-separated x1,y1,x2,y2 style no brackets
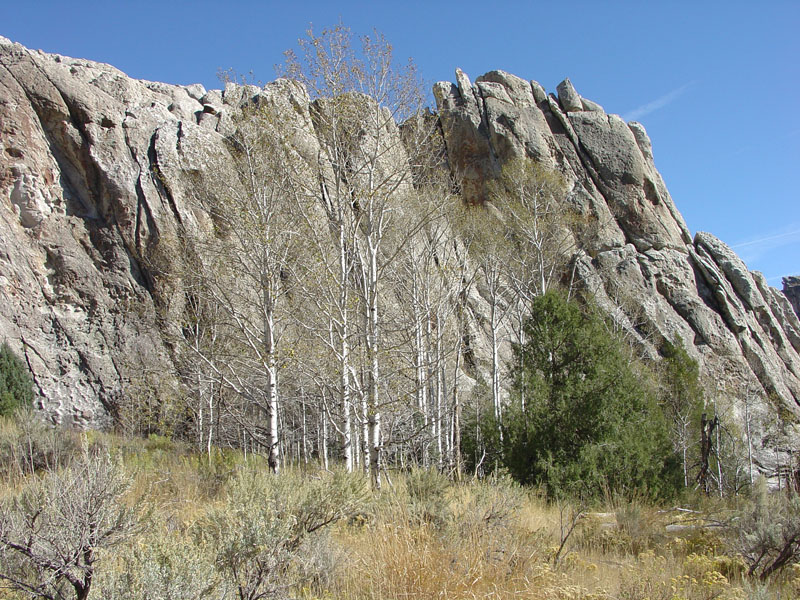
282,23,435,487
187,92,308,474
0,342,34,416
488,159,574,415
458,205,515,440
657,338,704,488
487,158,571,300
0,449,139,600
502,291,681,500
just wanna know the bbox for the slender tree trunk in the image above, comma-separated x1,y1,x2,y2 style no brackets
517,308,526,413
367,242,382,489
301,390,309,465
435,316,443,470
342,359,353,472
338,222,354,473
490,294,502,442
264,295,280,474
207,382,214,460
413,277,428,465
197,370,204,453
361,387,369,476
682,427,689,488
452,319,463,480
320,408,329,470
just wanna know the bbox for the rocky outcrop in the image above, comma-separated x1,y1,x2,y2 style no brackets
784,276,800,320
1,39,798,469
434,69,800,466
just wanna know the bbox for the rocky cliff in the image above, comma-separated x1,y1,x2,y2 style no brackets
435,71,800,388
1,39,798,468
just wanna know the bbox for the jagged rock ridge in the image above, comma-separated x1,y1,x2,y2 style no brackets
784,276,800,320
434,68,799,408
0,39,798,468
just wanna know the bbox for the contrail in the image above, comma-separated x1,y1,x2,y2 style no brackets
622,83,692,121
731,226,800,269
732,228,800,249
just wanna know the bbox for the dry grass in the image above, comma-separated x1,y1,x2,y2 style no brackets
1,418,799,600
308,476,799,600
326,499,756,600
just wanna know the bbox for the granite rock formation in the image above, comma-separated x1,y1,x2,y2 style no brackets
784,276,800,320
1,39,798,470
433,68,800,471
0,37,317,425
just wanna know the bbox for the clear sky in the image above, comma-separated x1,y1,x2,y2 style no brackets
4,1,798,285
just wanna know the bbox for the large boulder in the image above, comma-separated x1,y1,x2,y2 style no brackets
783,276,800,320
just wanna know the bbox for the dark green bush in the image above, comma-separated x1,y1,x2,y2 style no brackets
501,291,682,501
0,342,34,416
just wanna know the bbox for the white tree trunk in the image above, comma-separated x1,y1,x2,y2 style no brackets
264,295,280,474
367,242,382,489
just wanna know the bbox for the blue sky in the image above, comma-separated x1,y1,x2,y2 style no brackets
4,1,798,284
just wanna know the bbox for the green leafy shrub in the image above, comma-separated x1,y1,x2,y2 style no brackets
0,342,34,416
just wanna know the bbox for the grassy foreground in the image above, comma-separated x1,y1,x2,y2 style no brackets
0,420,798,600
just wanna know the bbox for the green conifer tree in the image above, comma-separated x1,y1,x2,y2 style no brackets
0,342,34,416
502,291,681,500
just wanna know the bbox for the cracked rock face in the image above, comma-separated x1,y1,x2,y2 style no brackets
1,39,798,470
0,38,330,427
434,69,800,467
0,39,262,426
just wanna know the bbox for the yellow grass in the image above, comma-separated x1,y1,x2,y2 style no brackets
1,419,798,600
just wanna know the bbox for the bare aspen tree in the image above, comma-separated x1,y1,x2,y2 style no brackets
658,338,703,488
441,204,485,478
179,262,225,459
290,166,361,472
283,24,433,488
488,159,570,300
395,185,461,468
743,383,757,485
457,205,514,435
187,88,308,474
487,159,571,412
